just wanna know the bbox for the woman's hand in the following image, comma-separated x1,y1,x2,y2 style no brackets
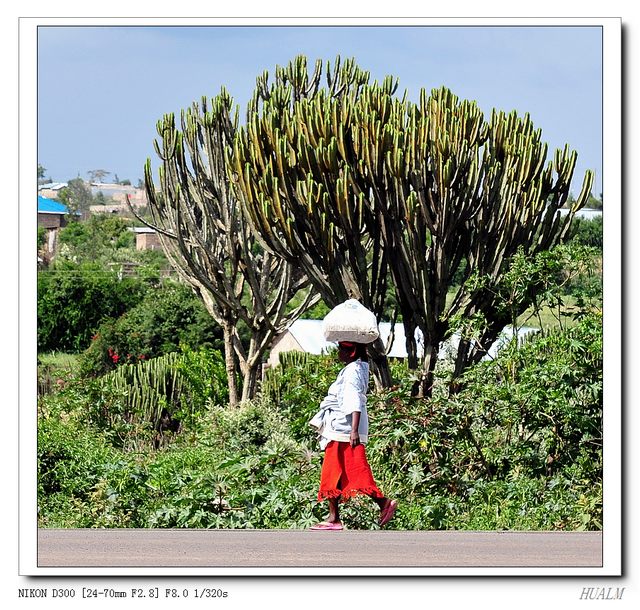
350,411,361,447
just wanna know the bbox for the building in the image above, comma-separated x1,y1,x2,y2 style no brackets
90,183,147,206
38,182,68,199
132,227,162,251
38,195,70,229
37,195,73,256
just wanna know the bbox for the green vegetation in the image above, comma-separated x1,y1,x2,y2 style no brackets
36,215,603,530
37,262,147,353
37,309,602,530
570,215,604,249
38,211,220,360
80,282,222,376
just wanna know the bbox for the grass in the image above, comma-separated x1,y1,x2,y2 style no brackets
517,301,579,331
443,287,595,334
38,352,80,369
38,352,81,395
517,295,601,332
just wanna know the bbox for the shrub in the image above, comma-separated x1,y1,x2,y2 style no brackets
362,312,603,530
569,215,603,249
81,281,223,376
38,412,122,526
38,261,147,353
459,312,602,478
38,400,150,527
141,430,320,529
98,347,229,447
37,352,80,396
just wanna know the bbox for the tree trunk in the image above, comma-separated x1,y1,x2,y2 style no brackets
240,362,261,403
222,322,240,407
450,337,473,395
403,318,420,371
368,337,393,391
413,341,439,398
449,317,507,394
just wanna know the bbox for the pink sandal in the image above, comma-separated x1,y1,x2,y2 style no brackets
379,500,397,526
310,521,344,531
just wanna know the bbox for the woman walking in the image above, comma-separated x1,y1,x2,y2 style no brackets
309,340,397,530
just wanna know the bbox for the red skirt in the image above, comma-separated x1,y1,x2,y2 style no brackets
318,440,384,501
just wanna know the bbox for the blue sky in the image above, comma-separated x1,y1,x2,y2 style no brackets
38,24,603,196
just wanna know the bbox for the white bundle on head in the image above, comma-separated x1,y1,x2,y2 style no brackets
322,299,380,344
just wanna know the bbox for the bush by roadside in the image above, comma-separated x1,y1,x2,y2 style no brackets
37,313,602,531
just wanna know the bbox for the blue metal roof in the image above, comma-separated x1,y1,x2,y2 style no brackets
38,195,69,214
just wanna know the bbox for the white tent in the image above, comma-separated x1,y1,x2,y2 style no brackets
267,319,538,367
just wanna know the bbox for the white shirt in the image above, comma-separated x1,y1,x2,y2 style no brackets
309,359,370,449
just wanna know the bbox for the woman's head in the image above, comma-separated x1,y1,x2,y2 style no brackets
337,341,368,363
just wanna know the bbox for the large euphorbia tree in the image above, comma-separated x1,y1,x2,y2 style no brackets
233,55,593,397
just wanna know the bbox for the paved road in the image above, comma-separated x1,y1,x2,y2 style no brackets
38,529,602,569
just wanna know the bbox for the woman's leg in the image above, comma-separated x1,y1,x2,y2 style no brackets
312,442,345,528
373,497,387,510
327,496,341,524
339,444,397,526
375,497,398,526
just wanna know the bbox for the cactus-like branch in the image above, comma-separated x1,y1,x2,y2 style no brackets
143,87,319,404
